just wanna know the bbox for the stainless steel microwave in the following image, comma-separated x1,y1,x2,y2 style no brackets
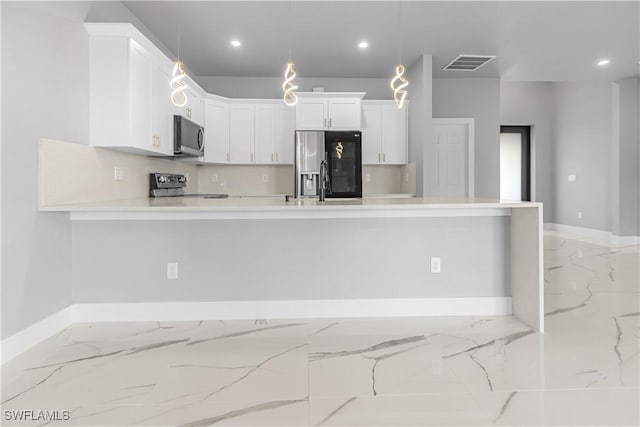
173,115,204,157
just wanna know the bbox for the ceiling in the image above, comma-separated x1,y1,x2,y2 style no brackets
120,1,639,82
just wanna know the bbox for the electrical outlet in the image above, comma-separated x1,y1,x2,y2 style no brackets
365,173,371,183
430,257,441,273
262,174,269,183
167,262,178,279
568,174,577,182
113,166,124,181
212,174,218,183
577,211,583,219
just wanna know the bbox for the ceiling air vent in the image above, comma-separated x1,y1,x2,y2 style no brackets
443,55,496,71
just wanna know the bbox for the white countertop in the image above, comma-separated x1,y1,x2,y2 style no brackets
41,196,542,221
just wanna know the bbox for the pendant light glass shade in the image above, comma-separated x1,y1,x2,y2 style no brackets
283,61,298,106
391,64,408,109
170,60,188,107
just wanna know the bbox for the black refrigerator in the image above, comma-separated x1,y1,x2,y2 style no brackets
324,131,362,198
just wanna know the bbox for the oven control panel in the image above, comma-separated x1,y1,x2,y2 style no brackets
149,173,187,197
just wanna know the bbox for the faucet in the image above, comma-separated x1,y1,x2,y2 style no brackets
319,159,328,202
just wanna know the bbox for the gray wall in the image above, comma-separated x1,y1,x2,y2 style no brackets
0,1,170,339
612,77,640,236
72,217,510,303
1,3,89,338
407,55,433,197
195,76,392,100
500,82,555,223
552,82,612,231
433,78,500,198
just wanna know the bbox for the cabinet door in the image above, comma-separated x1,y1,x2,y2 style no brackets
275,104,295,164
295,98,326,130
189,90,205,126
150,63,173,156
361,104,382,164
254,104,276,163
204,100,229,163
229,104,255,163
381,104,407,164
129,43,153,152
328,98,361,130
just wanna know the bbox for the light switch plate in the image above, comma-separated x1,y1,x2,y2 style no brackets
568,174,577,182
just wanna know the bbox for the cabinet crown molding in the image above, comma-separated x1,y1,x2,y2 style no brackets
297,92,366,99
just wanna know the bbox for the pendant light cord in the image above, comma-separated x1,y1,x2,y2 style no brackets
288,1,292,61
176,1,181,61
398,1,403,64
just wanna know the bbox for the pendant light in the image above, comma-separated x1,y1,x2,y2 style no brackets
170,1,188,107
282,1,298,106
390,2,408,109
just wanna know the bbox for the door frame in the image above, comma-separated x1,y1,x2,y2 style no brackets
500,125,531,202
432,118,475,197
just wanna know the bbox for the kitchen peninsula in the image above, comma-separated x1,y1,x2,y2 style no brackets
42,196,543,332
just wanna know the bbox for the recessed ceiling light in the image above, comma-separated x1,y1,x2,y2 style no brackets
358,41,369,49
597,59,610,66
230,39,242,48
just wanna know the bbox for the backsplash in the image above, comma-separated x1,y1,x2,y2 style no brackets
39,139,416,207
38,139,198,207
198,164,416,196
197,165,294,195
363,163,416,195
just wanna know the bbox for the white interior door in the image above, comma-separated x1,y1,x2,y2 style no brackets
431,121,470,197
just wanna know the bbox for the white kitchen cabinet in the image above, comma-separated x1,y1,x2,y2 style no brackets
254,104,276,163
361,104,382,164
204,99,230,163
254,103,295,164
174,76,204,126
380,104,408,164
361,101,408,165
295,93,364,131
150,61,174,156
274,104,295,164
86,24,208,157
229,103,255,163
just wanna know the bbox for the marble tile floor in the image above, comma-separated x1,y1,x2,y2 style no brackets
1,232,638,426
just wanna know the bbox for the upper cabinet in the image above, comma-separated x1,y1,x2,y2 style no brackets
203,100,295,165
295,93,364,131
174,76,205,127
86,24,180,156
203,98,229,164
361,101,409,165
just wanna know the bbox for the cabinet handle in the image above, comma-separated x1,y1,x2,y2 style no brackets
226,152,230,162
378,153,381,162
329,118,332,128
271,153,274,162
383,153,386,162
323,118,327,128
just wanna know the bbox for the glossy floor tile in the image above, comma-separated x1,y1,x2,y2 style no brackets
1,232,638,426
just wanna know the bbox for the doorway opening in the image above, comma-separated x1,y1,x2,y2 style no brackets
500,126,531,201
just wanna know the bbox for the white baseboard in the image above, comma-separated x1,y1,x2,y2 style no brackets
610,235,640,245
0,305,75,364
544,223,639,246
1,297,512,364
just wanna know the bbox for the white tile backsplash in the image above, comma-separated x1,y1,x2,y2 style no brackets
38,139,198,207
197,165,294,195
38,139,416,207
